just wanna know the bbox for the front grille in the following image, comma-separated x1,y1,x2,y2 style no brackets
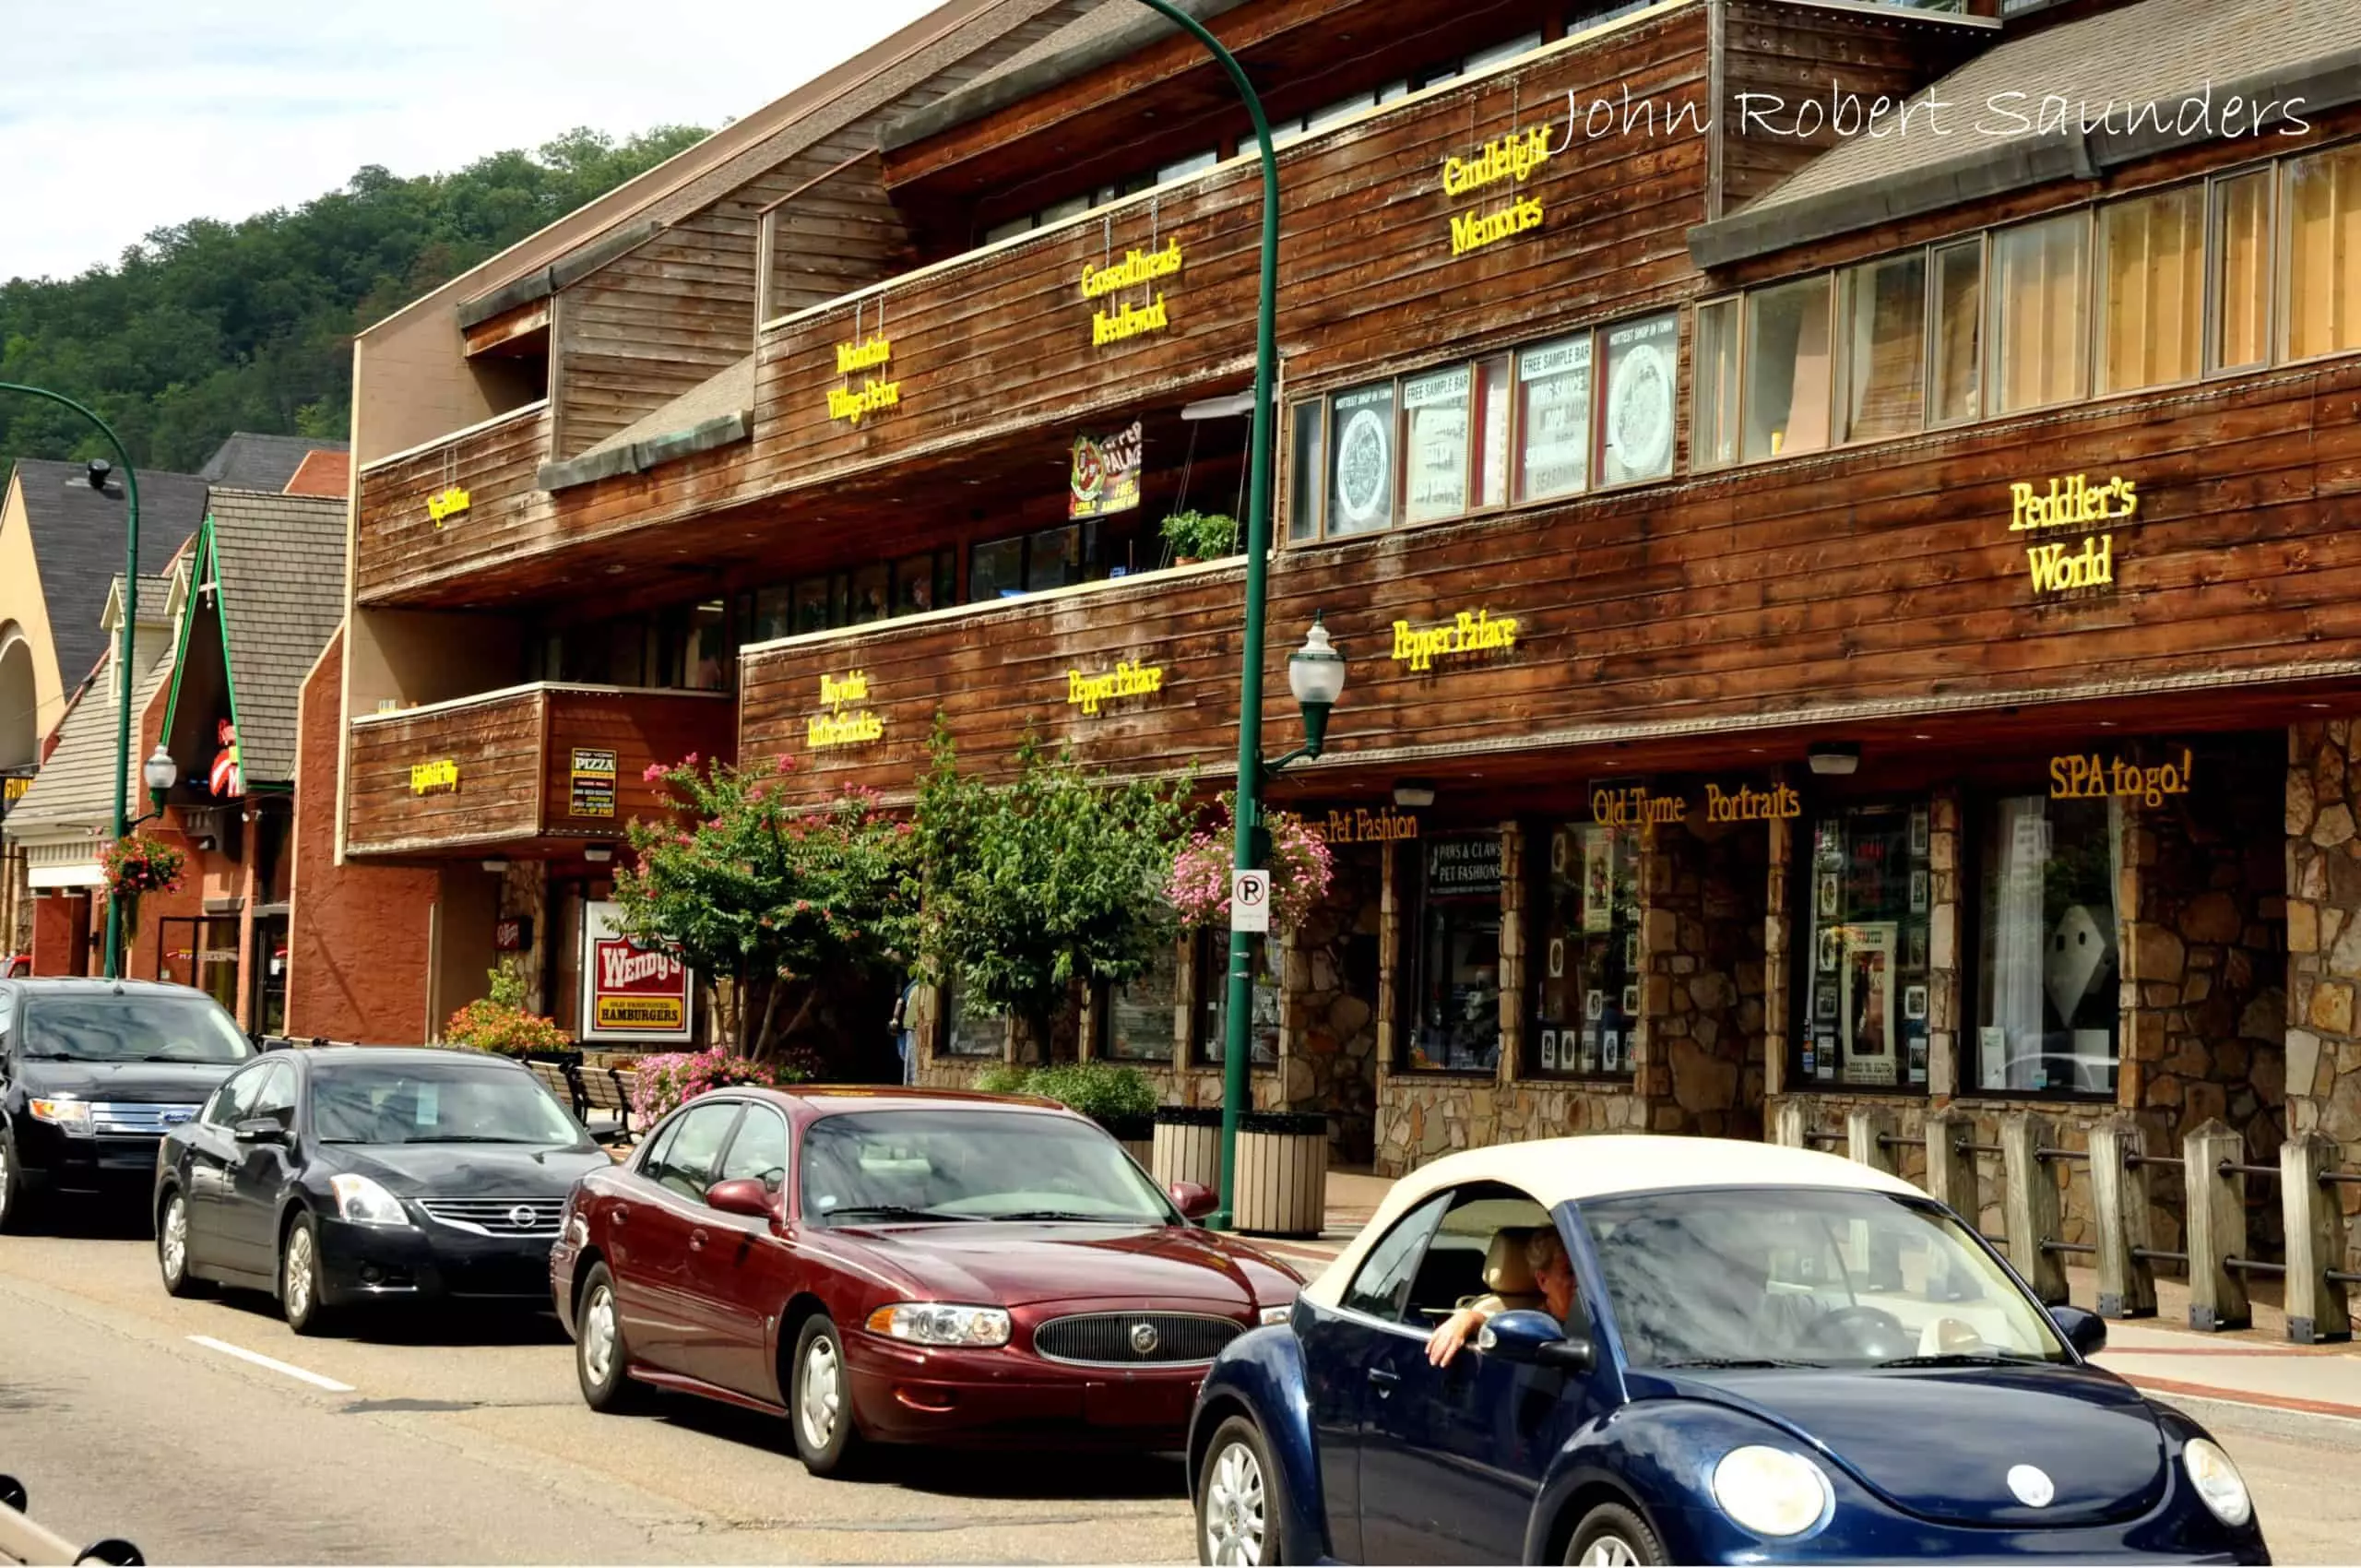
417,1197,564,1236
1033,1312,1242,1366
89,1102,202,1136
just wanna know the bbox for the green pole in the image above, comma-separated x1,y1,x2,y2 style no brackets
0,384,141,979
1122,1,1281,1230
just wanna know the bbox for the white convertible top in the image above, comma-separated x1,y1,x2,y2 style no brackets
1299,1134,1925,1309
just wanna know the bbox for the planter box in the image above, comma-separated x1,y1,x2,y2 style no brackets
1152,1105,1225,1190
1093,1112,1156,1171
1233,1111,1329,1240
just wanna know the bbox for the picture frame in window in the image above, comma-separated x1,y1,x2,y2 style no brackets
1548,936,1565,979
1909,806,1930,856
1904,984,1929,1022
1596,312,1679,486
1619,983,1639,1017
1815,985,1838,1022
1907,924,1928,971
1816,872,1839,921
1584,988,1604,1021
1601,1029,1621,1073
1329,381,1399,535
1910,869,1929,914
1540,1028,1559,1071
1817,924,1842,973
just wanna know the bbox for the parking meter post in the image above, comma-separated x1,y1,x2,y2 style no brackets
2281,1133,2350,1344
2088,1119,2157,1320
1919,1110,1977,1221
2182,1120,2250,1333
2001,1114,2068,1305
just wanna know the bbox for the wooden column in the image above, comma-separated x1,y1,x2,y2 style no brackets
2002,1114,2068,1304
2183,1120,2251,1332
2282,1133,2352,1344
1920,1110,1978,1221
2088,1119,2158,1320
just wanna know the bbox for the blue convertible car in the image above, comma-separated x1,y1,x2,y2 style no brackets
1187,1137,2268,1565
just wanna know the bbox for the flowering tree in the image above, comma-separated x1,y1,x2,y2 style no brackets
1168,795,1335,932
611,753,917,1062
905,728,1192,1052
630,1044,821,1123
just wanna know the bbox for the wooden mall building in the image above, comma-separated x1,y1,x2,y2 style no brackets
332,0,2361,1227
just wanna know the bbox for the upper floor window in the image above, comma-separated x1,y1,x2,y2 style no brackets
2286,142,2361,361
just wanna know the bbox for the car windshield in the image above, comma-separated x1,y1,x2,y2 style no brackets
800,1109,1173,1225
312,1063,587,1147
1580,1186,2068,1370
19,993,253,1063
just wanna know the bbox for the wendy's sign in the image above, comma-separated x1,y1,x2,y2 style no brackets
579,900,694,1043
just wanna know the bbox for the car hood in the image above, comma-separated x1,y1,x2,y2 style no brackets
1652,1362,2168,1528
13,1058,243,1103
840,1222,1294,1309
326,1143,607,1196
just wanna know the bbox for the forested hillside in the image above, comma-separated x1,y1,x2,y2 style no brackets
0,125,708,474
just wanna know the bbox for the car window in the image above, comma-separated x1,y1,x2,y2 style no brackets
204,1062,274,1127
309,1062,585,1146
797,1109,1171,1224
1403,1184,1559,1327
247,1063,297,1131
18,992,252,1063
646,1101,743,1203
1343,1192,1452,1322
716,1106,789,1193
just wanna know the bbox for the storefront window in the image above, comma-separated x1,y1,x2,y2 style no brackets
1991,212,2091,413
2213,169,2273,372
1840,252,1927,442
1597,312,1679,485
1106,943,1178,1063
1472,354,1513,508
968,536,1026,600
942,976,1005,1058
1401,365,1471,523
2285,143,2361,361
848,564,890,626
1530,823,1641,1079
1406,834,1503,1073
1329,381,1398,535
1797,802,1933,1089
1196,931,1277,1065
1974,796,2120,1097
2098,185,2204,394
1517,333,1594,499
1742,276,1833,461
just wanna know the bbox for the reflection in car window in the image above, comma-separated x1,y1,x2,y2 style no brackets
647,1101,743,1203
1581,1187,2069,1369
20,993,252,1063
247,1063,297,1131
1343,1192,1452,1322
717,1107,789,1192
311,1063,586,1146
204,1063,273,1127
799,1110,1170,1224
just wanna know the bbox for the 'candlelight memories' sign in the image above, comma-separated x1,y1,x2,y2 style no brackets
1442,124,1550,257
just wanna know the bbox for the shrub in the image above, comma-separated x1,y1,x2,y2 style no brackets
629,1044,815,1123
444,998,572,1058
1159,508,1239,559
976,1061,1157,1123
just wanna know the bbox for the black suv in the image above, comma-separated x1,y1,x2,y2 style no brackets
0,978,256,1229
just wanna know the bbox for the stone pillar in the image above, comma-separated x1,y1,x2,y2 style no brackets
1847,1107,1897,1175
1763,814,1792,1099
1927,790,1962,1098
2002,1113,2068,1304
2088,1119,2158,1319
2183,1119,2251,1332
1771,1101,1806,1147
2288,719,2361,1286
1498,819,1525,1087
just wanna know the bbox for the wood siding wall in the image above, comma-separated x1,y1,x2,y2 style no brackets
353,404,552,603
740,354,2361,802
540,689,734,836
554,224,760,459
764,145,917,322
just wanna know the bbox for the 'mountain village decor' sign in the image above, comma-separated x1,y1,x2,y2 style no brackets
827,334,901,424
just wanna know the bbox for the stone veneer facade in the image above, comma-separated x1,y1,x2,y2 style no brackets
2286,720,2361,1277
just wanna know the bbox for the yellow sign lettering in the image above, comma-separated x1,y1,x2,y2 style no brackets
2050,747,2194,805
1064,660,1166,716
835,336,892,374
1079,240,1184,300
1091,293,1170,348
826,377,902,424
2026,534,2115,596
409,758,459,795
427,487,471,526
1390,609,1520,672
2009,473,2138,531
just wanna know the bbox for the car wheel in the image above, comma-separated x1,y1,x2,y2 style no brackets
279,1213,335,1336
789,1315,864,1477
157,1190,210,1298
575,1264,647,1413
0,1131,28,1235
1198,1416,1283,1566
1566,1503,1666,1567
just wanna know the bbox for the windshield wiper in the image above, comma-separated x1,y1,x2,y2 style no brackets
397,1134,548,1145
823,1204,980,1224
1657,1357,1825,1370
984,1209,1123,1223
1877,1351,2045,1369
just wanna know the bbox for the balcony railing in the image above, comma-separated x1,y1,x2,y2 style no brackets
353,400,552,603
345,682,733,857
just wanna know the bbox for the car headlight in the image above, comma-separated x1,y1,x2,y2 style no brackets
863,1302,1012,1348
2183,1438,2252,1527
1259,1303,1293,1326
27,1097,92,1136
1712,1445,1833,1538
329,1173,412,1228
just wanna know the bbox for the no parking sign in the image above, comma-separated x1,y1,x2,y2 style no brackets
1230,870,1270,933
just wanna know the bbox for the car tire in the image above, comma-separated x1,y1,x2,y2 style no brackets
1566,1502,1666,1567
789,1314,864,1477
1197,1415,1283,1566
157,1189,210,1298
0,1128,34,1235
575,1263,647,1413
279,1212,335,1336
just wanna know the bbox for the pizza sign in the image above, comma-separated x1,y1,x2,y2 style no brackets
1070,422,1144,519
579,900,694,1042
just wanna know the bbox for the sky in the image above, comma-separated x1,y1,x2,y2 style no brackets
0,0,946,283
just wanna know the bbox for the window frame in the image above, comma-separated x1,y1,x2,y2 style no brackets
714,1102,793,1193
1339,1190,1454,1325
2092,180,2209,399
2275,139,2361,369
2206,165,2277,379
1987,207,2095,418
1786,793,1937,1099
642,1099,748,1205
1525,819,1643,1085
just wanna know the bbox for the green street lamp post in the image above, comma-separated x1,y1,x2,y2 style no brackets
0,384,143,979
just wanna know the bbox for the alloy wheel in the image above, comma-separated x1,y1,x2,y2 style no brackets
799,1336,842,1451
284,1226,315,1320
1580,1537,1640,1568
160,1197,188,1284
582,1284,619,1386
1204,1440,1267,1566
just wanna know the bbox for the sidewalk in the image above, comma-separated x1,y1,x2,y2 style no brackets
1225,1167,2361,1423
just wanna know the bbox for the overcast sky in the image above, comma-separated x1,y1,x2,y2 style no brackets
0,0,945,283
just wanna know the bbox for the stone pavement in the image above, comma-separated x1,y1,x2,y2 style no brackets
1227,1168,2361,1423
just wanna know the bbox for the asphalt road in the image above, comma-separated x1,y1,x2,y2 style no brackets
5,1205,2358,1565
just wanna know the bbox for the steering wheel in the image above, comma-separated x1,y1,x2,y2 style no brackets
1800,1304,1913,1360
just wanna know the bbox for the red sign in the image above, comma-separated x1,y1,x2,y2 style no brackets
580,900,694,1042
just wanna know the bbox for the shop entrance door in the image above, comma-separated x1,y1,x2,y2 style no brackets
158,916,243,1014
249,914,289,1036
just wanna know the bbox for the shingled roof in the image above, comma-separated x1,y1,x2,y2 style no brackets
5,577,177,832
197,432,350,493
10,460,209,689
204,490,348,784
1689,0,2361,268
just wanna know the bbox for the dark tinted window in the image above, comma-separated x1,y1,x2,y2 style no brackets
247,1063,297,1131
19,992,252,1063
311,1062,585,1146
205,1062,276,1127
646,1101,743,1203
1344,1192,1451,1321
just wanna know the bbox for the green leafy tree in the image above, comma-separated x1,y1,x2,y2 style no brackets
906,727,1192,1053
612,754,915,1062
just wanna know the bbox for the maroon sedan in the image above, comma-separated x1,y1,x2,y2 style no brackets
550,1087,1304,1472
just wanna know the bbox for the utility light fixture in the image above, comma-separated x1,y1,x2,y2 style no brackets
1808,742,1860,777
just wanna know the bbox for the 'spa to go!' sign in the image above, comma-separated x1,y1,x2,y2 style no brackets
2050,746,2194,805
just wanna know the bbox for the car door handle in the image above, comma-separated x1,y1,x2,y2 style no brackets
610,1208,627,1228
1367,1367,1400,1395
689,1228,707,1253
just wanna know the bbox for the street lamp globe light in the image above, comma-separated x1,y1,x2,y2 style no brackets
142,744,177,802
1286,613,1347,758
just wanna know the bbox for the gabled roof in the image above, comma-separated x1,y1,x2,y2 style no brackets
196,490,349,785
4,576,178,834
9,459,209,690
284,450,352,498
1690,0,2361,269
197,432,350,493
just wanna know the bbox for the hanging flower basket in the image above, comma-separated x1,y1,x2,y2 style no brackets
103,835,185,901
1168,799,1334,933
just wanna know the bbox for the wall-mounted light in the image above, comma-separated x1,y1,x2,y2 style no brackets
1392,778,1436,809
1808,742,1860,777
141,744,178,802
583,845,613,863
481,857,510,874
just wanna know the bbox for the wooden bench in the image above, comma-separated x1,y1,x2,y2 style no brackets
567,1062,640,1146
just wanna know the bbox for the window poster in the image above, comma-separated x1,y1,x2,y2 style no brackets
1517,334,1591,500
1330,382,1397,534
1600,312,1679,485
1477,358,1512,506
1841,921,1898,1086
1540,1028,1559,1071
1582,829,1614,932
1402,366,1471,522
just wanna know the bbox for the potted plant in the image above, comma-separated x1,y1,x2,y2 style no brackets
1160,508,1240,565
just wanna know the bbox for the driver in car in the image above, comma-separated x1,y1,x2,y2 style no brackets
1426,1226,1577,1367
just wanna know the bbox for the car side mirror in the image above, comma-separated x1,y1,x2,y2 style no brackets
232,1118,287,1146
705,1177,777,1220
2050,1303,2107,1359
1477,1309,1596,1372
1168,1180,1218,1220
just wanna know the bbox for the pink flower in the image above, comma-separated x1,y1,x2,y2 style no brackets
682,752,701,768
643,763,667,782
774,754,795,774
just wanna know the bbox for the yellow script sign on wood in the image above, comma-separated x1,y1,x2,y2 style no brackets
1392,609,1519,672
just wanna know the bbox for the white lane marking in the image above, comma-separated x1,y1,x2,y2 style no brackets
187,1335,354,1392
